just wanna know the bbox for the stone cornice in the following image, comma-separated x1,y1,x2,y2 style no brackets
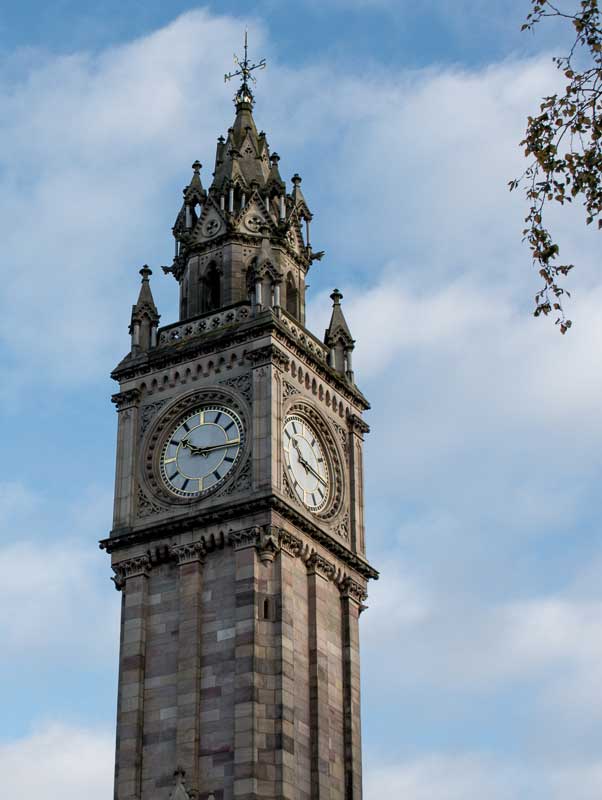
109,524,370,602
100,491,379,581
111,311,369,411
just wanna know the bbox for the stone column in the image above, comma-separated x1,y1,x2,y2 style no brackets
173,542,206,796
307,553,335,799
111,389,141,532
341,578,366,800
348,415,369,555
112,555,151,800
274,533,298,800
231,529,261,800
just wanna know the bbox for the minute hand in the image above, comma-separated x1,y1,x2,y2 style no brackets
298,456,327,486
182,439,240,456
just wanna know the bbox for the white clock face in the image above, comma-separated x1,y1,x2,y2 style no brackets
283,415,330,511
160,405,243,497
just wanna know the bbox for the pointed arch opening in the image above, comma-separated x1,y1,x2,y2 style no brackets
203,262,221,313
285,272,298,319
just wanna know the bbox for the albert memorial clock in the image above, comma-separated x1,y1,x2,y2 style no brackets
101,43,378,800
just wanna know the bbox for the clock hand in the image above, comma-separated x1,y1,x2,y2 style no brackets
292,439,310,474
302,461,328,487
292,439,327,486
181,437,240,457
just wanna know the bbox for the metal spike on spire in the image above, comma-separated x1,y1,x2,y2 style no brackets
224,30,266,107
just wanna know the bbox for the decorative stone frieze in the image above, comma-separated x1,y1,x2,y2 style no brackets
228,526,261,550
219,372,252,404
111,553,151,590
158,304,252,347
171,541,206,565
139,399,168,437
245,343,290,369
306,551,336,581
339,576,367,605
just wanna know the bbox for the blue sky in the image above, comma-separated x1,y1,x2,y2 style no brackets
1,2,602,798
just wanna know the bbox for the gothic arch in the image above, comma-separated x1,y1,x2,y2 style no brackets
285,272,298,318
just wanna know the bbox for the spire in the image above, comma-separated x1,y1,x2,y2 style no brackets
325,289,355,383
130,266,160,353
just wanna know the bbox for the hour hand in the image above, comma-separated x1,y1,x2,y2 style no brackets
181,436,204,456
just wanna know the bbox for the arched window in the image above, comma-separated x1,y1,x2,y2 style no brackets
285,273,298,318
204,263,221,312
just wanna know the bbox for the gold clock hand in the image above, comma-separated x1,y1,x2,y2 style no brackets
304,461,327,486
181,438,240,457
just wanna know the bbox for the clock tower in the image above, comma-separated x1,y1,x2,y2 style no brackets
101,43,378,800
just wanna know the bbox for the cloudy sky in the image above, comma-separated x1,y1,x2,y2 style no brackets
1,1,601,798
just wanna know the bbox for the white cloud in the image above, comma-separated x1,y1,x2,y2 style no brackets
365,754,602,800
0,723,113,800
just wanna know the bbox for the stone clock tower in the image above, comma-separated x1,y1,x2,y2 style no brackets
101,44,378,800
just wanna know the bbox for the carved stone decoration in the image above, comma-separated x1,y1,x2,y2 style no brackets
282,380,299,399
339,576,368,605
347,411,370,437
228,526,261,550
218,456,252,497
334,512,350,541
282,467,298,503
333,422,349,460
111,388,141,411
219,373,252,404
112,554,151,590
139,399,168,437
257,525,280,565
137,487,164,519
171,541,206,565
246,343,290,370
306,551,336,581
279,529,304,558
170,767,194,800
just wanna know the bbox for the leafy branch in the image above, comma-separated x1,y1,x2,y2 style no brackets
510,0,602,333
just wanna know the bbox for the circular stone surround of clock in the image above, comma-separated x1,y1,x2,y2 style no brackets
159,405,244,498
283,413,332,512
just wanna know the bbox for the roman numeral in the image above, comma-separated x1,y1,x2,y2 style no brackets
171,439,180,446
285,429,292,440
182,421,190,432
311,493,317,506
213,470,221,480
215,411,223,425
292,421,299,433
224,421,235,433
317,487,324,498
169,471,179,482
224,456,234,463
181,479,189,491
317,457,324,463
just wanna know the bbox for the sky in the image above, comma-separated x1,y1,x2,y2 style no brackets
1,1,602,798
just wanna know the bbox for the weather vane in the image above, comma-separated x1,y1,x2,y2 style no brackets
224,30,266,106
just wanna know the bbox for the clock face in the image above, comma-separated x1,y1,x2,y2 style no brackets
283,415,330,512
160,405,243,497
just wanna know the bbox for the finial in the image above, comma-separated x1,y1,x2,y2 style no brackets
140,265,152,282
270,152,280,164
291,173,302,186
218,135,225,144
331,288,343,305
224,30,266,108
192,160,202,174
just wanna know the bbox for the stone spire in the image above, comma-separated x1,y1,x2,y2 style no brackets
164,34,320,326
325,288,355,383
129,265,160,353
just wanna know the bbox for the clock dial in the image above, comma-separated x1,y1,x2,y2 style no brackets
283,415,330,511
160,405,243,497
